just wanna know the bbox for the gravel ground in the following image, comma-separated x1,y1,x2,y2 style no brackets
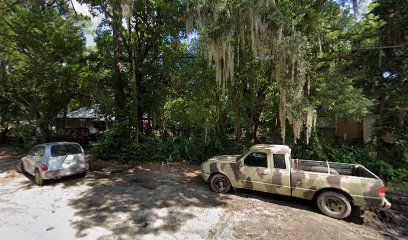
0,147,405,240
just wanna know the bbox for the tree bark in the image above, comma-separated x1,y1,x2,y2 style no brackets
111,1,127,122
136,71,144,134
232,84,242,141
252,118,260,143
250,85,267,143
128,11,139,143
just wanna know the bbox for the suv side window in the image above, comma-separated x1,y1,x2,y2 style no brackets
244,152,268,168
29,146,45,157
273,154,286,169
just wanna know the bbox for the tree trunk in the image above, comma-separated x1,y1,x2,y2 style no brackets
38,118,51,141
128,14,139,143
252,114,261,144
204,118,208,144
251,85,267,143
232,84,241,141
137,73,144,134
112,1,127,122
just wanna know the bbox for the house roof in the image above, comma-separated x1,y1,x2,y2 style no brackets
59,105,109,121
59,105,150,121
66,106,101,119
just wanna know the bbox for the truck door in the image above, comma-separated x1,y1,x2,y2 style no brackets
239,151,273,192
268,153,291,196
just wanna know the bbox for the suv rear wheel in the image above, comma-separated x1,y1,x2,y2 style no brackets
317,191,352,219
34,169,43,186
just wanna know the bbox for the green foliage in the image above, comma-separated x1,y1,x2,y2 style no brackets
90,125,248,164
11,123,40,151
295,134,408,183
314,71,373,119
0,4,87,136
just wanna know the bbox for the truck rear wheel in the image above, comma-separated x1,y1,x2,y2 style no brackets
317,191,352,219
210,174,231,193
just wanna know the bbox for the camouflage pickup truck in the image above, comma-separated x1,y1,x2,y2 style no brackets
201,144,391,219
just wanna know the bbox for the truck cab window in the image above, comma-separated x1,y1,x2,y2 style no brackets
244,152,267,168
273,154,286,169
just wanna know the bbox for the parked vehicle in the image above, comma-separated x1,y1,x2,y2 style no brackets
16,142,89,185
201,144,391,219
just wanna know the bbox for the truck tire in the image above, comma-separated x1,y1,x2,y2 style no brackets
210,174,231,193
317,191,352,219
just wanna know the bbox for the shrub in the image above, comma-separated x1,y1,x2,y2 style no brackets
90,130,169,163
11,123,40,152
90,128,249,165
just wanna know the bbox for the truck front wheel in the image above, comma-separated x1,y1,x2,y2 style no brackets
210,174,231,193
317,191,352,219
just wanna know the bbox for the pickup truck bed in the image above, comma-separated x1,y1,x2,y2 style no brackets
293,159,376,178
290,159,389,208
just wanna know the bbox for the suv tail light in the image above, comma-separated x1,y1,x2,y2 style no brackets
40,164,48,171
378,186,386,197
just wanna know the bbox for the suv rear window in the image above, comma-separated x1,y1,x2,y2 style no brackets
51,144,83,157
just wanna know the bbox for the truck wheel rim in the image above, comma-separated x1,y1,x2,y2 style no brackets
213,177,227,192
324,196,346,214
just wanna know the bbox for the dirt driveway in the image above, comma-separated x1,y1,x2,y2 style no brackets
0,147,406,240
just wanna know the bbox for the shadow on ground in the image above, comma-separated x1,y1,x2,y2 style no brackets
48,161,363,239
66,165,231,238
0,146,20,174
14,161,367,239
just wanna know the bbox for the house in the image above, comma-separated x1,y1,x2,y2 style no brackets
317,115,403,144
56,105,108,143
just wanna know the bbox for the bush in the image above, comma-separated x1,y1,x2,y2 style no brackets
90,131,169,163
11,123,40,152
90,127,249,165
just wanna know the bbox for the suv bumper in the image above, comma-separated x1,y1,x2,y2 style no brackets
42,164,89,179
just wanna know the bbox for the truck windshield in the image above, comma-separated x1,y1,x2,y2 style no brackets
51,144,83,157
